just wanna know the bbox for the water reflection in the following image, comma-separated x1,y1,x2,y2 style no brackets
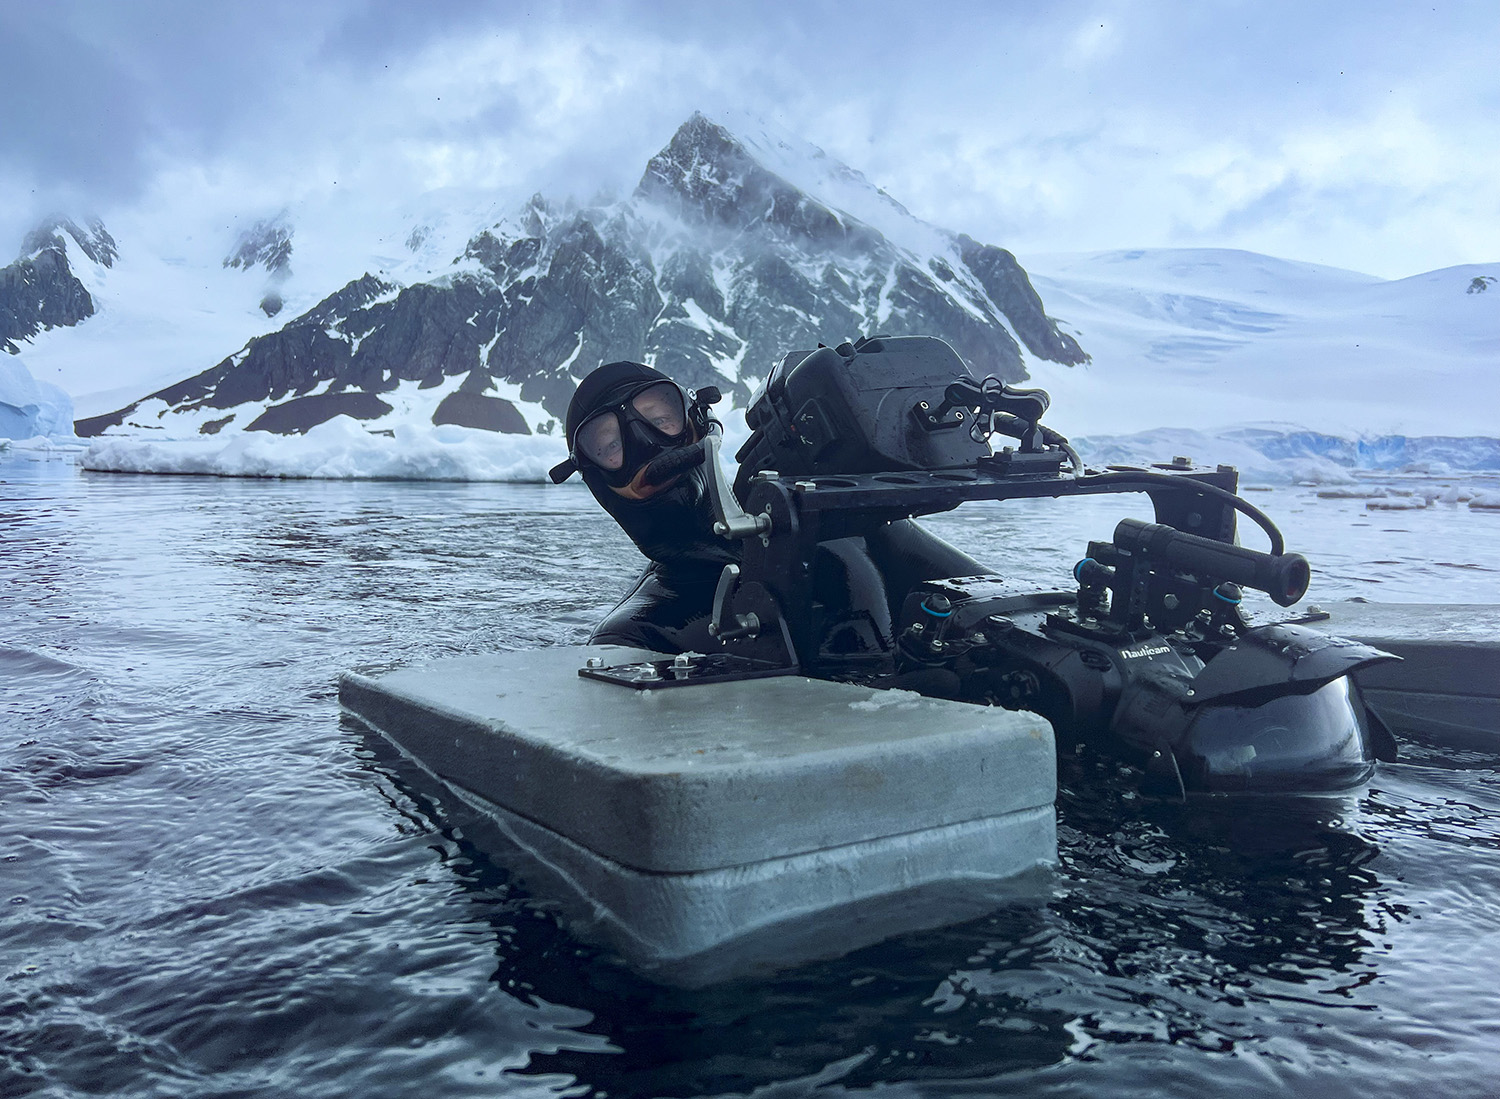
356,724,1077,1096
354,710,1406,1097
1044,755,1389,1054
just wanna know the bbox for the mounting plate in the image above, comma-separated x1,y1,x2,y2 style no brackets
578,652,798,690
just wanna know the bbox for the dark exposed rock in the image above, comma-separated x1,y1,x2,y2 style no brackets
299,273,395,329
463,230,509,274
74,407,129,437
647,306,742,393
958,235,1088,365
484,213,665,417
260,293,284,317
246,392,393,434
351,279,498,392
657,249,723,318
465,231,542,279
1,217,115,352
431,391,529,433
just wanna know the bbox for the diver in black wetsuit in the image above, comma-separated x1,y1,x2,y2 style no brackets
550,360,990,657
548,361,737,653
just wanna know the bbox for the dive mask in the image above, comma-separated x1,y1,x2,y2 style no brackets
550,378,721,492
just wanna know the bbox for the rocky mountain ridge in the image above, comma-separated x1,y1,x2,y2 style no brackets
0,217,117,354
73,113,1086,439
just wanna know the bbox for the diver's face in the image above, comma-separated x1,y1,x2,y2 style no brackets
632,386,686,436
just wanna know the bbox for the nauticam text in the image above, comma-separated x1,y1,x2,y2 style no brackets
1119,644,1171,660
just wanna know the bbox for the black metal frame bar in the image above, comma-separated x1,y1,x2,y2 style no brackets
720,459,1241,670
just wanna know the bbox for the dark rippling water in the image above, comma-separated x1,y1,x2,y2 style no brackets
3,453,1499,1098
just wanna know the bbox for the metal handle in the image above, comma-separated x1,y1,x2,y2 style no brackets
707,563,760,641
703,434,773,541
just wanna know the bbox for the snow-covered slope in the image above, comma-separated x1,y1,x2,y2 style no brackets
1023,249,1499,437
17,235,298,419
9,193,529,421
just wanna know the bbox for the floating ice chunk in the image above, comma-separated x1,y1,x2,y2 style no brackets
1402,460,1455,476
1469,492,1500,510
1285,459,1361,486
80,415,568,481
1436,485,1478,503
1366,496,1429,510
1316,486,1387,499
4,435,87,453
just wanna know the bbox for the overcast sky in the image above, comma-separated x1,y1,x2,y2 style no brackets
2,0,1496,278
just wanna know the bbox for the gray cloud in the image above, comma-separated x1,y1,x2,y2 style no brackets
2,0,1496,276
1,8,156,201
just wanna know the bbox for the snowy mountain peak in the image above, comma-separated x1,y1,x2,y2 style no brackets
223,215,294,317
635,112,883,253
1,216,116,353
19,216,118,269
224,216,293,275
64,113,1083,442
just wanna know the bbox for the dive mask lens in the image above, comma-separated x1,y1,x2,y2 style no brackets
577,411,625,470
630,382,687,438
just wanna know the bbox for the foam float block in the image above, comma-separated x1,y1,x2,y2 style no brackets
341,645,1057,982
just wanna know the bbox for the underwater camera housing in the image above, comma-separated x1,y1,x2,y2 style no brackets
648,336,1396,796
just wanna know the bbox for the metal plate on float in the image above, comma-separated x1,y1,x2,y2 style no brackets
577,651,797,689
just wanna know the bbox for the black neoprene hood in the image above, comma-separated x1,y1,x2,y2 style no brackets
563,361,736,571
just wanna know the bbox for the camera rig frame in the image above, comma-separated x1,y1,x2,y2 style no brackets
700,432,1298,672
580,336,1397,797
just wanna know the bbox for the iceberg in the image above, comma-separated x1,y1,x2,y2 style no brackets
0,356,75,440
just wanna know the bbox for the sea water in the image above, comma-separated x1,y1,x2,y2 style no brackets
3,453,1499,1098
